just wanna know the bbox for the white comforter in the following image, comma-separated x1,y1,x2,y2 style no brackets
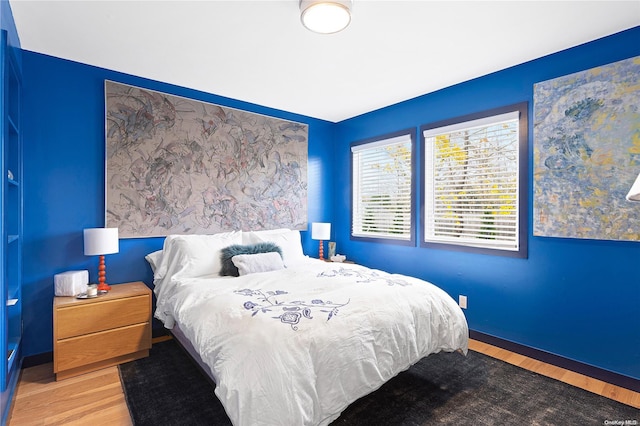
155,258,468,426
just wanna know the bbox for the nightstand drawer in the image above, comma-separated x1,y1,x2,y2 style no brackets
56,294,150,339
53,281,152,380
56,322,151,372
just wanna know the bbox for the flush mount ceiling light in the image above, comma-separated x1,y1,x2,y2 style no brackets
300,0,352,34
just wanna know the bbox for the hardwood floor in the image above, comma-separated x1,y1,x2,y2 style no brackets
7,338,639,425
468,340,640,409
7,363,132,426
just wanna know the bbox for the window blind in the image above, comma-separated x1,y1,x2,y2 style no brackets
352,134,413,241
424,111,520,251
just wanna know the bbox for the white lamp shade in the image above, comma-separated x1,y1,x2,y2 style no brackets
626,172,640,202
300,0,352,34
311,222,331,240
83,228,119,255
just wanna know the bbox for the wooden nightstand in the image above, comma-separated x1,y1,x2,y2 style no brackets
53,281,152,381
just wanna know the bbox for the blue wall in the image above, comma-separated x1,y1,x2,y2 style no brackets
19,26,639,380
333,27,640,380
21,54,335,357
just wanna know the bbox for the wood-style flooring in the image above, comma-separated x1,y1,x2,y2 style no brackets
7,338,639,425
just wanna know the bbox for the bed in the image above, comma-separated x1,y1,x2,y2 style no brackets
149,229,468,426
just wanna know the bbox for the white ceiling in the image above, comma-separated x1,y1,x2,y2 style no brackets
9,1,640,122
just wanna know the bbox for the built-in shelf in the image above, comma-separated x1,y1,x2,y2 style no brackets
7,115,17,134
6,340,19,369
7,286,18,303
1,27,23,420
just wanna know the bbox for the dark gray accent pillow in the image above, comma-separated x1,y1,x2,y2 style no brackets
220,242,283,277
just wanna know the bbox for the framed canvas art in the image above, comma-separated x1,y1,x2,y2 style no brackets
105,81,308,238
533,56,639,242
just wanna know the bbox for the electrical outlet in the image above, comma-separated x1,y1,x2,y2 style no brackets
459,295,467,309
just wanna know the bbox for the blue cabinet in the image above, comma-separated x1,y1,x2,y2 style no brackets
0,28,22,423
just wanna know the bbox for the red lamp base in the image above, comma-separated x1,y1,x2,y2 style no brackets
318,240,325,260
97,254,111,292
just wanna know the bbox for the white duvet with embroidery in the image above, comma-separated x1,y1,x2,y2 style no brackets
155,259,468,426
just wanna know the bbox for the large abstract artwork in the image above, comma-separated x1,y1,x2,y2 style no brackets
105,81,308,238
533,56,639,242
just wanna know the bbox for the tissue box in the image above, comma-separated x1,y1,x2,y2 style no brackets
54,270,89,296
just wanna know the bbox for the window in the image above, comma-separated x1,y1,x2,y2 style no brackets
421,103,528,257
351,130,415,245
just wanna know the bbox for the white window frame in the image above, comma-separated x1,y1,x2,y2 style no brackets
421,103,528,257
351,130,415,245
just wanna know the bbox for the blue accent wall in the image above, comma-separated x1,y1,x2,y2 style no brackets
21,53,335,357
19,26,639,380
333,27,640,380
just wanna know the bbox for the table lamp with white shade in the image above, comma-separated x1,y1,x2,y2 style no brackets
83,227,119,292
311,222,331,260
626,172,640,202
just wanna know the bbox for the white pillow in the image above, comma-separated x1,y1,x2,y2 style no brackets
145,250,163,274
232,252,285,276
160,232,243,280
243,229,305,266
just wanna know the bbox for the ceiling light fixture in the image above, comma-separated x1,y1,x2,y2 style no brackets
300,0,352,34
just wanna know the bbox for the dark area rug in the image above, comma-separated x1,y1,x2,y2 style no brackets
119,339,638,426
